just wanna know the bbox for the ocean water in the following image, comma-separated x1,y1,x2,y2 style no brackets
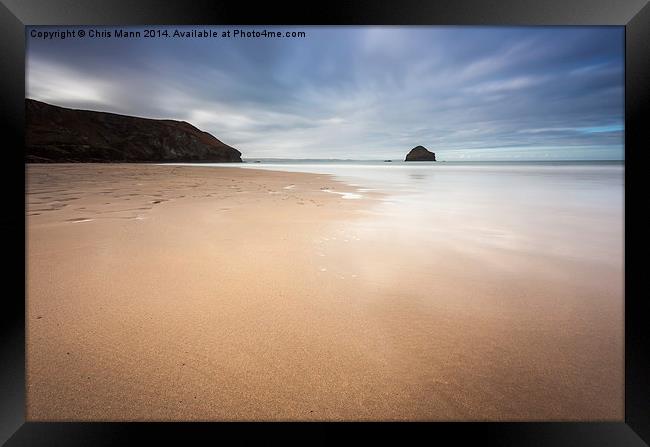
171,160,624,266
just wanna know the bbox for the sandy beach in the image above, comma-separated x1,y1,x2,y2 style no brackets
26,164,623,421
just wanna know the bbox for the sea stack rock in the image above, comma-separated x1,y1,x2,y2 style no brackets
25,99,242,163
405,146,436,161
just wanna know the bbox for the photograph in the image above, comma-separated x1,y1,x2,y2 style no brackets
24,25,625,422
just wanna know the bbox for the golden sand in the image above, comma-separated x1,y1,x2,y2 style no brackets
26,164,623,421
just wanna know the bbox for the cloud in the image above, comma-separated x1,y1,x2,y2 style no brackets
464,76,549,94
27,59,110,107
26,26,624,160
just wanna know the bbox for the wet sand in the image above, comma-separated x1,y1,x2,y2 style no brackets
26,164,623,421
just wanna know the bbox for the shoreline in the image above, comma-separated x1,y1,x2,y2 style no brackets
26,163,623,421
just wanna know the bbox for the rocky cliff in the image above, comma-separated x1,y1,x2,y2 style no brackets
405,146,436,161
25,99,242,163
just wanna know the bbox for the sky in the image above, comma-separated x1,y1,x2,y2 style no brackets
26,26,624,160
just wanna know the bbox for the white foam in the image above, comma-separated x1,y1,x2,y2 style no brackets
322,190,362,200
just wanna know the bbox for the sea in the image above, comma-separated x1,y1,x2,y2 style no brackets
170,160,624,267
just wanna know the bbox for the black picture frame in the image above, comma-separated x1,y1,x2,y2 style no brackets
1,1,648,445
